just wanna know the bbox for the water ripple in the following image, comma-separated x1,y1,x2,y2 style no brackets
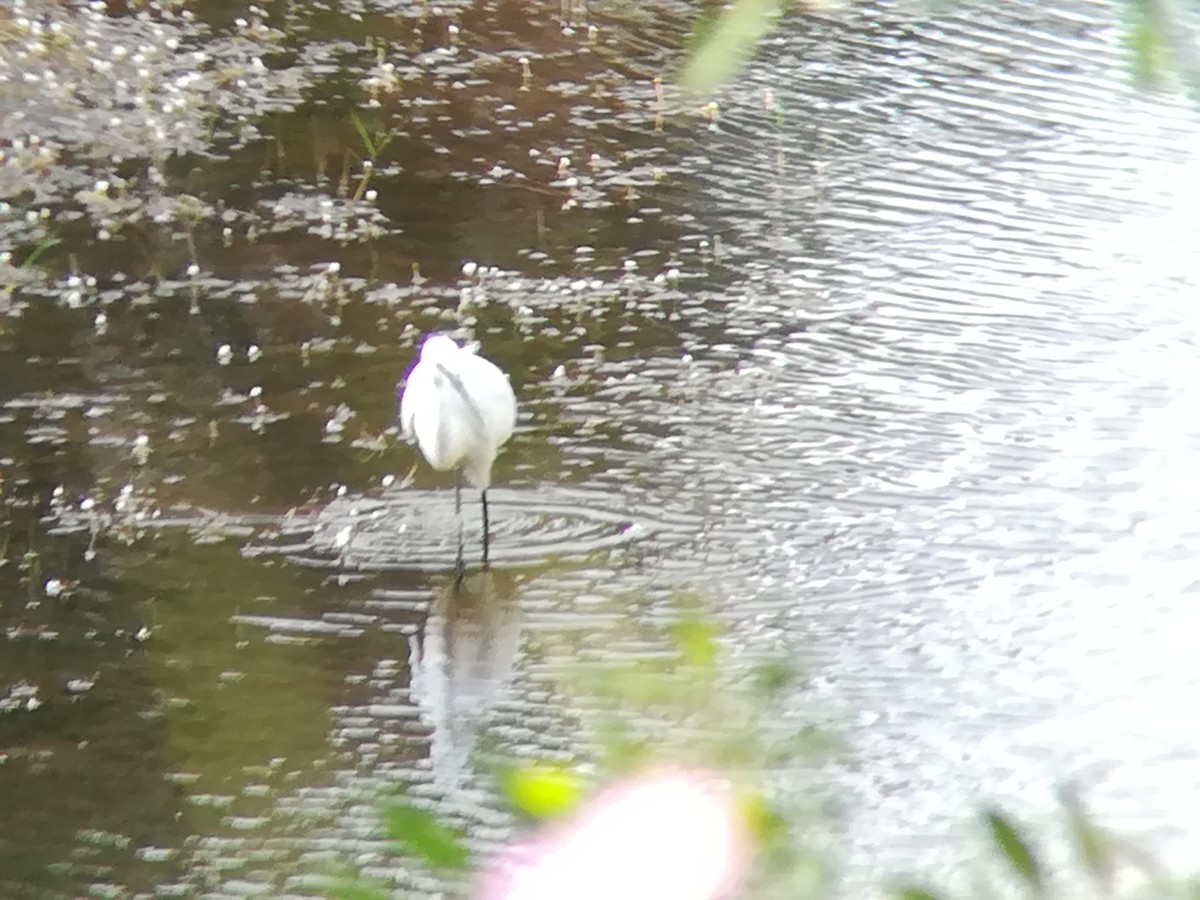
245,485,700,571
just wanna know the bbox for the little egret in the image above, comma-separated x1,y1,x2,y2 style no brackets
397,333,517,567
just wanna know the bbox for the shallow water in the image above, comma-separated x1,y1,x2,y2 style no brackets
3,0,1200,895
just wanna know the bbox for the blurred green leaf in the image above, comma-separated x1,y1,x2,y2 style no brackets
1125,0,1171,86
503,763,584,821
607,666,678,708
891,888,946,900
737,786,788,845
679,0,785,95
327,880,390,900
669,614,721,668
381,801,469,871
1056,783,1114,891
712,730,759,768
756,723,844,769
982,808,1046,895
752,658,799,697
598,730,651,773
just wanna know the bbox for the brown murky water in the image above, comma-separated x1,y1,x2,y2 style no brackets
4,0,1200,895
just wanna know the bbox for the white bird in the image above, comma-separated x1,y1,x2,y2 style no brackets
398,333,517,566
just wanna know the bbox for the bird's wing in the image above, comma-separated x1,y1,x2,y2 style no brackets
435,362,489,438
454,353,518,446
398,359,435,443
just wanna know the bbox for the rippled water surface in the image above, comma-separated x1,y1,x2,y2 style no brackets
3,0,1200,894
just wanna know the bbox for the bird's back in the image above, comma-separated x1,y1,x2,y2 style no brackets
400,339,517,488
454,351,517,448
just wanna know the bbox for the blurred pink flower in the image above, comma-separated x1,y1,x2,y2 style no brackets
477,769,750,900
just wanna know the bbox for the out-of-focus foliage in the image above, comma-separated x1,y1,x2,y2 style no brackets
332,604,1200,899
329,801,472,899
680,0,789,94
501,763,586,822
1127,0,1176,84
983,808,1048,895
891,786,1200,899
680,0,1200,95
381,800,471,871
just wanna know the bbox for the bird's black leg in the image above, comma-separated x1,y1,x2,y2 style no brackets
454,469,465,586
481,488,491,569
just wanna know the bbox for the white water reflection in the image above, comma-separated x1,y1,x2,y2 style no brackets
410,573,523,797
652,35,1200,891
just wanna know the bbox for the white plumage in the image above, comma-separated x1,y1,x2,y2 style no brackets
398,333,517,564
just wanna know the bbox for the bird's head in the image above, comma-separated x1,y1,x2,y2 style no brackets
420,333,459,359
394,333,459,438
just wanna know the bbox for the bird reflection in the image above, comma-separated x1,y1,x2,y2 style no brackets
409,569,522,795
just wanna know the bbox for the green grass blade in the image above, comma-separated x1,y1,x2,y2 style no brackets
350,112,378,157
381,801,470,871
982,808,1046,895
